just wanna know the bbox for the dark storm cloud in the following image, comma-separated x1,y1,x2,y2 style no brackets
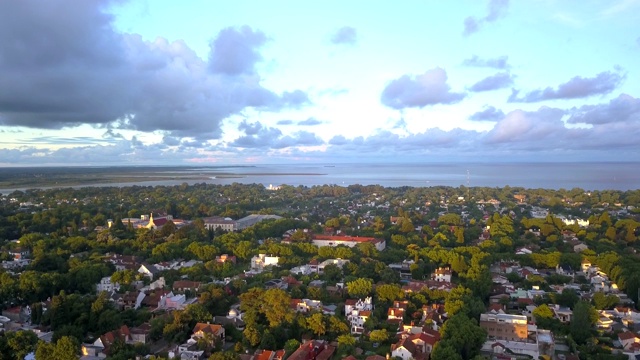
567,93,640,125
209,26,267,75
469,72,513,92
272,131,323,149
297,118,323,126
381,68,466,109
470,106,505,121
462,55,510,69
230,121,323,149
162,136,181,146
508,70,624,102
20,136,114,145
103,129,124,139
464,0,509,36
0,2,308,140
331,26,358,45
238,120,263,135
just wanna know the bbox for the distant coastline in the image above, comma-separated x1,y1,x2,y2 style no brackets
0,162,639,194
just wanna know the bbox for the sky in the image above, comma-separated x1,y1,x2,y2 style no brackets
0,0,639,166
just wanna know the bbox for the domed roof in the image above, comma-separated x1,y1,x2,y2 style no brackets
228,308,238,318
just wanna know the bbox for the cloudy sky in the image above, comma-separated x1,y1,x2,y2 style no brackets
0,0,639,166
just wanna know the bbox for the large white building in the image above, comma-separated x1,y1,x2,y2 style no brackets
311,235,386,251
203,214,282,232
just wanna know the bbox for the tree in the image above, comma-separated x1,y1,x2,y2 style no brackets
592,291,619,310
260,289,293,328
243,325,261,347
284,339,301,355
431,343,464,360
532,304,554,320
259,330,276,350
433,313,486,360
444,286,484,319
35,336,79,360
375,284,403,303
570,301,597,344
369,329,389,343
346,278,372,298
208,351,240,360
400,218,415,233
306,313,326,336
2,330,39,360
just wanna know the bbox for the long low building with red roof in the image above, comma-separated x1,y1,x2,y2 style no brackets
311,235,386,251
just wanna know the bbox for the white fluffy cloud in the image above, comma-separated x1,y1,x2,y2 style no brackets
381,68,466,109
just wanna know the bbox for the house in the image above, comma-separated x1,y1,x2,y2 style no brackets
158,292,188,310
264,279,288,290
130,323,152,344
171,339,204,360
286,340,335,360
618,331,640,350
215,254,237,264
515,247,533,255
2,306,23,322
550,304,573,323
556,264,575,278
173,280,201,294
252,349,286,360
250,254,280,273
191,322,225,346
407,329,441,355
431,267,452,282
214,307,246,331
8,248,30,261
573,243,589,253
345,297,373,335
390,338,421,360
291,299,324,314
138,263,160,280
106,254,141,271
317,258,350,274
87,325,132,356
479,313,528,341
96,276,120,293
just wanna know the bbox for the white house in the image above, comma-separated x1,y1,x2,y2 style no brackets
345,297,373,335
96,276,120,293
138,263,160,280
250,254,280,272
431,267,452,282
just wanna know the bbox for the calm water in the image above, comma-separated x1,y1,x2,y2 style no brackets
1,162,638,194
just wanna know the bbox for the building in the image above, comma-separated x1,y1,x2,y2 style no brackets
250,254,280,272
202,216,237,232
479,313,528,342
286,340,335,360
138,263,160,280
203,214,283,232
431,267,452,282
96,276,120,293
345,297,373,335
311,235,386,251
191,322,225,346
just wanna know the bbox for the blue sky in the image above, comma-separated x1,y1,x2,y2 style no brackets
0,0,639,166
